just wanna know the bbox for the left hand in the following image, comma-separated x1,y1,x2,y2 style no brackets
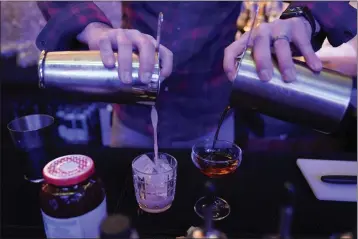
223,17,323,82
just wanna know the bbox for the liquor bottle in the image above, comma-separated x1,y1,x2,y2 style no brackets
100,214,139,239
278,182,295,239
263,182,295,239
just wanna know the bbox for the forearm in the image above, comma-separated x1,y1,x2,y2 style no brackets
287,1,357,48
36,1,112,51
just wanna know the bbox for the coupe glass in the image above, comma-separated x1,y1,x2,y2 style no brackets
191,139,242,220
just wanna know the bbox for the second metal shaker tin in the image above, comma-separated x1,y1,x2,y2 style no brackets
38,51,160,106
230,48,353,134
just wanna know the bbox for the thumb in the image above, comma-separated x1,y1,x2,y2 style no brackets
223,33,249,81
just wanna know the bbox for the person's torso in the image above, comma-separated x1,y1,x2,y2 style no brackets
118,2,242,140
122,2,241,72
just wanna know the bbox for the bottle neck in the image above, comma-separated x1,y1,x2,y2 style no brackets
278,206,293,239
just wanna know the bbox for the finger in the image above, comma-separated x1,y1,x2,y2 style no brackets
252,23,273,82
223,32,250,81
126,30,155,83
291,18,322,72
273,37,295,82
116,30,133,84
157,44,173,79
271,20,296,82
145,34,173,80
98,35,115,68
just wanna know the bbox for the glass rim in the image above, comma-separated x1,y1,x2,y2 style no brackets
132,152,178,175
191,139,242,164
7,114,55,133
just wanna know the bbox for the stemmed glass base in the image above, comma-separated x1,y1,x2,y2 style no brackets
194,196,231,221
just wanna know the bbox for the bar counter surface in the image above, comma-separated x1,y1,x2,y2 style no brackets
1,141,357,238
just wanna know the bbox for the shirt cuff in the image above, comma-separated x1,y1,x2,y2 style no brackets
36,2,113,51
288,2,357,48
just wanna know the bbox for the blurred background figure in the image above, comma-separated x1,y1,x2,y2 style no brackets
236,1,284,40
0,1,122,68
1,1,46,68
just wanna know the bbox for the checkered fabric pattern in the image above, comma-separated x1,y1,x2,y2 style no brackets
36,1,357,141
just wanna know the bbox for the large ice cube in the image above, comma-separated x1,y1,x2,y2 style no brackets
133,154,156,174
156,159,172,173
133,153,174,183
147,173,169,197
149,158,172,197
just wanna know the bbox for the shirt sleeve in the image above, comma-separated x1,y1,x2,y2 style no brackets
36,1,113,51
287,1,357,51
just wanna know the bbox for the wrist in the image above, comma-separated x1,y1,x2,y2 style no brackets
314,19,321,34
299,16,320,38
280,6,320,38
77,22,112,44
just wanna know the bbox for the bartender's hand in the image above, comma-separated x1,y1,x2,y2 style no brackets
223,17,323,82
77,22,173,84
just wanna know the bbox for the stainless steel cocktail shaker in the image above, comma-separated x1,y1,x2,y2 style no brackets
230,48,354,134
38,51,160,106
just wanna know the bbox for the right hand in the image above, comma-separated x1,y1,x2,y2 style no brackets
77,22,173,84
224,17,322,82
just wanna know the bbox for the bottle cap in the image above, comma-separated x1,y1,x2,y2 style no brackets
100,214,132,239
43,154,95,186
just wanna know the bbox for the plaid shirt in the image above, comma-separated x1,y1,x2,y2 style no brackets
37,1,357,142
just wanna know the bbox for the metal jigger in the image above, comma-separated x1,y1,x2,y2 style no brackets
7,114,56,183
187,181,228,239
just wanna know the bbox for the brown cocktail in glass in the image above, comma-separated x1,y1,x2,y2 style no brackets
192,139,242,220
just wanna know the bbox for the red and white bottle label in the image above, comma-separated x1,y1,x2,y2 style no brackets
41,198,107,238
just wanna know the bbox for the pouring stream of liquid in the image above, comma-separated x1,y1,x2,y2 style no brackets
212,105,232,148
151,106,159,165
